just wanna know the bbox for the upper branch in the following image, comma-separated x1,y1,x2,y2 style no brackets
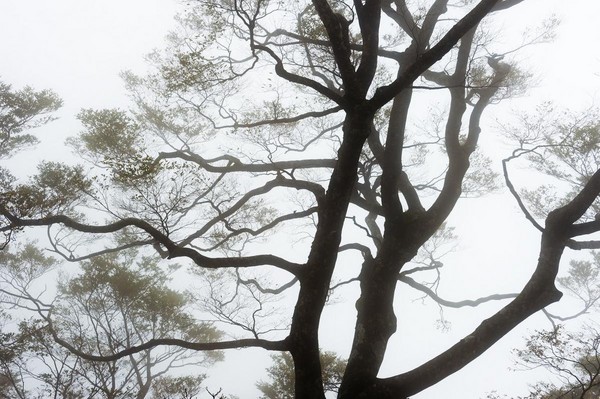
252,43,345,105
311,0,358,95
552,168,600,235
370,0,502,109
354,0,382,94
381,0,419,39
418,0,449,49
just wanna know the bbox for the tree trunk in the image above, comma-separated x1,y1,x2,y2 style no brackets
290,111,374,399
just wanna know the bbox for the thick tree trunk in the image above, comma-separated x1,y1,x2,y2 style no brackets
289,112,373,399
339,219,428,398
338,256,400,398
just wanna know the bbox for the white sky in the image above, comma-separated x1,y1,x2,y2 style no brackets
2,0,600,398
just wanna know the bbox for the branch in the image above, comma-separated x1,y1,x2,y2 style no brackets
399,274,517,308
566,239,600,250
268,28,403,61
50,327,287,363
195,207,318,252
311,0,358,95
253,43,345,105
354,0,382,94
369,212,570,397
237,273,299,295
0,205,303,275
225,105,342,129
370,0,502,109
550,167,600,232
179,176,325,246
157,151,336,174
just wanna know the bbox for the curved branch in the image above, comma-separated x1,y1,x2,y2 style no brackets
237,272,299,295
50,327,288,363
339,242,373,259
370,0,502,109
180,176,325,246
157,151,336,174
253,42,345,105
195,207,319,252
0,205,303,275
226,105,343,129
399,274,517,308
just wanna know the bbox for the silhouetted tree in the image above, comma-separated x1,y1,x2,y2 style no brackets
2,1,599,398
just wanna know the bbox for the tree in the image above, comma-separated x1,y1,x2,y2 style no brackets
503,326,600,399
51,252,223,398
151,375,205,399
0,81,61,159
1,1,598,398
257,351,346,399
0,244,222,399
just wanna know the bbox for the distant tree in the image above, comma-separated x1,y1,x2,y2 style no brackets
151,375,204,399
2,2,600,399
51,251,223,398
0,244,222,399
0,81,61,159
257,351,346,399
0,315,87,399
515,326,600,399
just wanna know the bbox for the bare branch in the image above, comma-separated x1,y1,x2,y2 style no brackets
399,274,517,308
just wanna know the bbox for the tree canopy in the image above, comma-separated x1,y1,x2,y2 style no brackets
2,1,600,398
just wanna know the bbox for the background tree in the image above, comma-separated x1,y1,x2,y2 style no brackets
1,1,599,398
518,326,600,399
257,351,346,399
0,81,61,159
0,244,222,398
151,375,204,399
